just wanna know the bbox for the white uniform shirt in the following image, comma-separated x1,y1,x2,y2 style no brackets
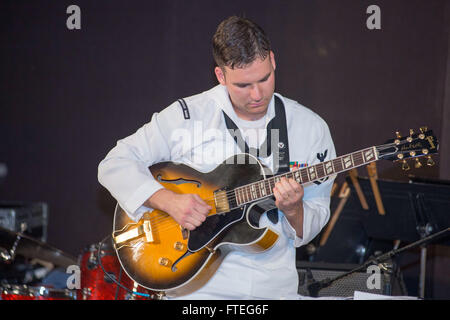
98,84,336,299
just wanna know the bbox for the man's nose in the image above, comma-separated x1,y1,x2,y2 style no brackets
250,84,263,101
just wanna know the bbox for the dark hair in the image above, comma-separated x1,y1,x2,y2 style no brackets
212,16,271,69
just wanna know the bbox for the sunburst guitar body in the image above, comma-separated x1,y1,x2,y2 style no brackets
112,154,279,297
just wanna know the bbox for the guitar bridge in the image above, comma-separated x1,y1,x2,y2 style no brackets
113,220,154,247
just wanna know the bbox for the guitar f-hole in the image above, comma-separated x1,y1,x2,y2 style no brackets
171,250,192,272
156,174,201,188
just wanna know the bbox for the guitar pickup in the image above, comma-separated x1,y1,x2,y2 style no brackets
113,220,154,246
214,189,230,213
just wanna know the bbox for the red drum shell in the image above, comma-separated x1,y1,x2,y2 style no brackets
1,284,75,300
78,243,153,300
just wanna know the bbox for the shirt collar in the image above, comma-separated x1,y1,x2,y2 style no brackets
207,84,276,125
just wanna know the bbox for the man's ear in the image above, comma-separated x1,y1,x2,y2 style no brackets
214,66,226,85
270,51,276,71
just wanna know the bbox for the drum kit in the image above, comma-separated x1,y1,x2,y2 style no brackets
0,226,155,300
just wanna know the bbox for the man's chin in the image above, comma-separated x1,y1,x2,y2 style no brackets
248,104,269,113
245,107,269,119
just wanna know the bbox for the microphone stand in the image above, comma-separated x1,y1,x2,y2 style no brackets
307,227,450,298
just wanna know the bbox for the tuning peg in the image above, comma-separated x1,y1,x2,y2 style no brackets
407,129,414,142
395,131,401,145
402,160,410,171
415,158,422,169
419,127,427,139
427,155,435,167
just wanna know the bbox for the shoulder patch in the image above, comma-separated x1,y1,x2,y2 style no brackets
177,98,190,120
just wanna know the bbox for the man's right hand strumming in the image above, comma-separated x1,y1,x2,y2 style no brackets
145,189,211,231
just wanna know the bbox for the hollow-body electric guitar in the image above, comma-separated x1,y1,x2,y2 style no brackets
112,128,438,297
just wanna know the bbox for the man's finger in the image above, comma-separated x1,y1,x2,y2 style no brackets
276,179,293,198
288,178,302,192
193,194,212,209
273,187,282,203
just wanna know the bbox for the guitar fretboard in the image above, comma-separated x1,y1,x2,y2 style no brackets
226,147,378,208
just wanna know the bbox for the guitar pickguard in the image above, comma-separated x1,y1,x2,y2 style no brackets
187,207,246,252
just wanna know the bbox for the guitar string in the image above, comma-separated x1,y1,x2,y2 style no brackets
197,141,415,206
172,148,371,204
140,142,419,230
142,144,430,233
120,155,428,236
150,146,376,214
139,146,387,229
136,151,374,232
198,146,380,203
122,206,235,237
144,144,428,232
114,138,433,241
207,141,427,203
132,143,428,231
148,138,429,212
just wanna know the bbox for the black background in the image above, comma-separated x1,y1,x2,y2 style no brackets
1,0,449,299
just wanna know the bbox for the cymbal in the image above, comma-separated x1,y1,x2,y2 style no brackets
0,226,77,268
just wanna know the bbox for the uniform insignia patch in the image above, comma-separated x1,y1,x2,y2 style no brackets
314,149,329,185
289,161,308,170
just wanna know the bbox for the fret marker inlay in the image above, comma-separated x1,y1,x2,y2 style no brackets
343,156,352,168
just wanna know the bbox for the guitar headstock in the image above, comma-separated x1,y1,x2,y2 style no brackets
376,127,439,170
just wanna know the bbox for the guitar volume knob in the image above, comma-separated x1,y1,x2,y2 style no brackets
174,242,185,251
158,257,170,267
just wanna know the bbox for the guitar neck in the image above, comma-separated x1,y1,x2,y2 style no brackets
233,146,379,206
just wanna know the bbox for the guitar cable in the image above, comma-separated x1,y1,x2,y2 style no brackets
114,266,123,300
97,234,153,299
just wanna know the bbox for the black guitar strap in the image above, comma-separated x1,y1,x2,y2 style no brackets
222,95,290,224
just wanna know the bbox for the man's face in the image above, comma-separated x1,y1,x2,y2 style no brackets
215,51,276,121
